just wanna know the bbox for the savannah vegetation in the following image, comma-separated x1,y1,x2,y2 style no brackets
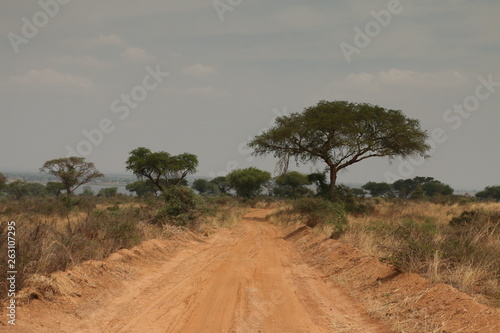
1,100,499,307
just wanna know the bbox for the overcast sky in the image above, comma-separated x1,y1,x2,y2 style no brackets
1,0,499,190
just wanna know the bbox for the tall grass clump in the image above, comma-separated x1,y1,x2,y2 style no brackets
0,190,220,301
343,201,500,306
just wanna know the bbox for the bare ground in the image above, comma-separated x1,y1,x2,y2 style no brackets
1,208,499,332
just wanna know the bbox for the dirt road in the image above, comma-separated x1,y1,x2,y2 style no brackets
6,209,389,332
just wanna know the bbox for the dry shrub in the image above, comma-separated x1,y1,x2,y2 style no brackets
341,201,500,306
0,206,147,298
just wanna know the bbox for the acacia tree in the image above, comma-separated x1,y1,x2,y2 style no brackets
273,171,312,198
125,147,198,194
249,101,430,202
40,157,103,196
392,177,452,198
125,180,159,197
476,185,500,202
46,182,66,197
227,167,271,198
210,176,231,194
362,181,392,197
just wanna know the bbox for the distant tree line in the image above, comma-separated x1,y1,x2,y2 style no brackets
0,100,497,206
361,177,454,199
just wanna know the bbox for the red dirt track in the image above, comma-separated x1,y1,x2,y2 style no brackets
2,208,499,332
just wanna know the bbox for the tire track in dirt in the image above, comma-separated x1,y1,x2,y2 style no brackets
4,209,389,332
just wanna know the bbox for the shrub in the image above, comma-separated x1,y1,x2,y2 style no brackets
449,209,500,228
334,185,373,215
380,219,439,272
292,198,348,238
155,187,214,228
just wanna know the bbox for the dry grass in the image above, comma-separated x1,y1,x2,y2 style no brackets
342,200,500,307
206,204,247,228
0,195,236,302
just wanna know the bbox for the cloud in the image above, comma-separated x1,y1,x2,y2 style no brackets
378,69,467,88
11,69,94,94
80,34,127,48
119,47,156,64
345,72,377,92
344,69,467,91
319,68,469,102
181,63,217,78
46,55,109,69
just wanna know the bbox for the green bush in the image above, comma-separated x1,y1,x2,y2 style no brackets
292,198,348,238
333,185,373,215
155,187,214,227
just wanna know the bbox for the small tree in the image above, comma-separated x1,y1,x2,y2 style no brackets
393,177,452,198
308,173,330,198
6,180,29,199
227,167,271,198
273,171,312,198
410,185,425,200
125,147,198,195
25,183,47,196
81,186,95,197
209,176,231,194
422,180,453,196
97,187,118,197
40,157,103,196
125,180,159,197
46,182,66,197
192,179,218,195
392,178,417,198
362,181,392,197
476,185,500,202
249,101,430,202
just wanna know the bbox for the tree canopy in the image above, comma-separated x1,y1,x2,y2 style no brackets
125,180,159,197
227,167,271,198
476,185,500,202
125,147,198,194
40,157,103,196
421,180,453,197
362,181,392,197
249,100,430,201
209,176,232,194
192,179,218,195
46,182,66,197
273,171,312,198
392,177,453,198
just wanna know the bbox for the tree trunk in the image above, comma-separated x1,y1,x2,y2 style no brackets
328,166,338,202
